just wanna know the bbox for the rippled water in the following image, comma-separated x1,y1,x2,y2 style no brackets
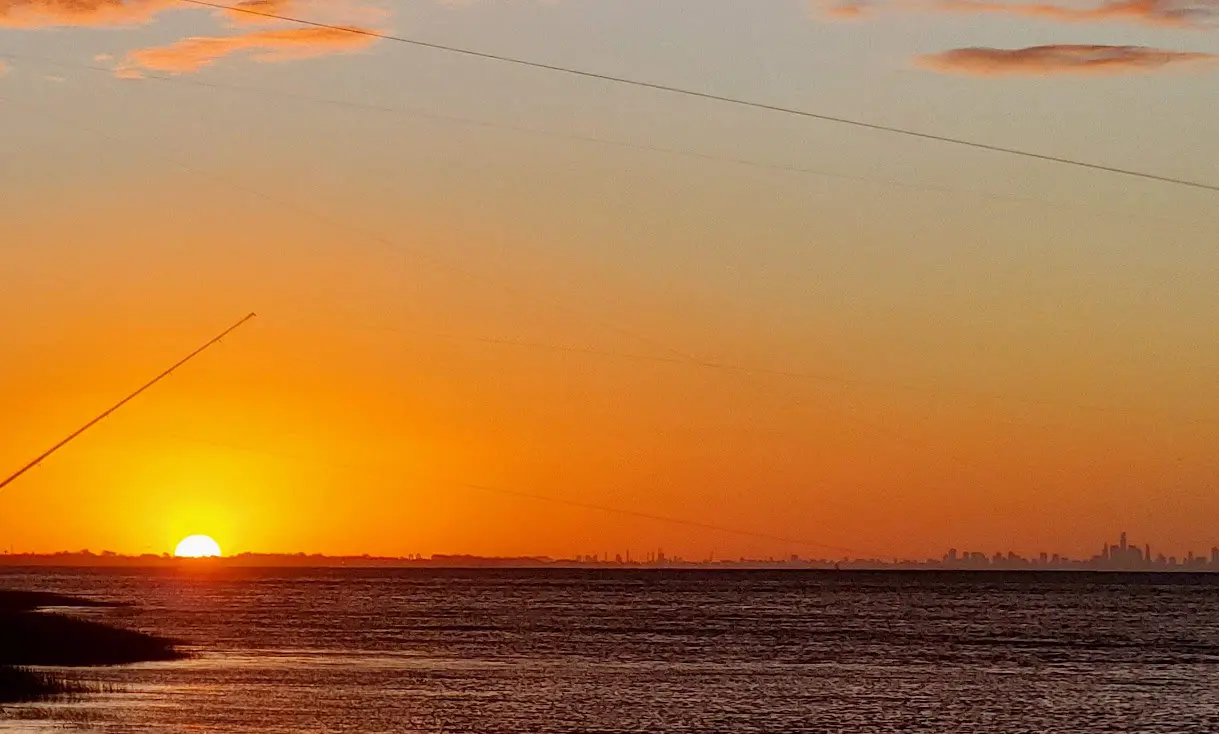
3,568,1219,732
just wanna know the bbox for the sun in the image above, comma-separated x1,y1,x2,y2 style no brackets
174,535,223,558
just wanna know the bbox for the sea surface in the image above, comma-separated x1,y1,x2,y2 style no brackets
3,568,1219,733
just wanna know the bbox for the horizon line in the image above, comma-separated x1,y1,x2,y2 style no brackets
4,550,1219,573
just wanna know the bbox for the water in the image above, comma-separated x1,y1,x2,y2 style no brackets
3,568,1219,732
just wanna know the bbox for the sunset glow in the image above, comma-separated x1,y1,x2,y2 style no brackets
1,0,1217,563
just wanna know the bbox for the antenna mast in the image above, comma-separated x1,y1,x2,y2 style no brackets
0,313,257,493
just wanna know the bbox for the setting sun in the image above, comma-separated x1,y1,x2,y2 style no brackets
174,535,222,558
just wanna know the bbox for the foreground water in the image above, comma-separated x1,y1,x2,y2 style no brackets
2,568,1219,733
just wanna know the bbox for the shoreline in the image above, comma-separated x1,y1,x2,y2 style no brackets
0,589,186,704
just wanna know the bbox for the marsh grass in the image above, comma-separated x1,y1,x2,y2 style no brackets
0,589,180,709
0,665,107,703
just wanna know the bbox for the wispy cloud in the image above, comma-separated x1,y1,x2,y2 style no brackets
931,0,1219,28
218,0,388,27
816,0,1219,27
0,0,385,28
816,0,878,18
0,0,175,29
3,0,388,79
917,44,1219,75
221,0,297,25
117,26,377,76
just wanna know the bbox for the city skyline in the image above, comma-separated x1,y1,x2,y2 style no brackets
940,531,1219,571
5,532,1219,572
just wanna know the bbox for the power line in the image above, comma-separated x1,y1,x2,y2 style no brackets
178,0,1219,195
0,67,1168,537
0,93,946,464
260,316,1161,418
136,429,891,559
4,52,1199,229
320,324,1157,418
4,57,1195,423
0,92,667,360
0,87,1161,482
454,480,882,559
0,82,1182,493
1,64,1193,437
0,314,257,494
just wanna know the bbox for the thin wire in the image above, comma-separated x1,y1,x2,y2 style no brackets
0,87,1168,506
141,430,891,559
0,93,677,360
3,52,1200,229
0,74,1131,535
178,0,1219,195
454,480,881,559
0,92,1139,484
0,57,1201,431
338,324,1150,417
0,314,257,494
0,89,1171,496
0,94,952,468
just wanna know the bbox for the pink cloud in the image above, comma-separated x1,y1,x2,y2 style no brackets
816,0,1219,27
222,0,297,25
917,44,1219,75
0,0,176,28
932,0,1219,28
816,0,877,18
118,26,378,75
217,0,390,28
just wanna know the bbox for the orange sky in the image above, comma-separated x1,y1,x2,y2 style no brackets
2,0,1218,560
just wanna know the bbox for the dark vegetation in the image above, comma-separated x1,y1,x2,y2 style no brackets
0,610,183,666
0,589,186,703
0,666,94,704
